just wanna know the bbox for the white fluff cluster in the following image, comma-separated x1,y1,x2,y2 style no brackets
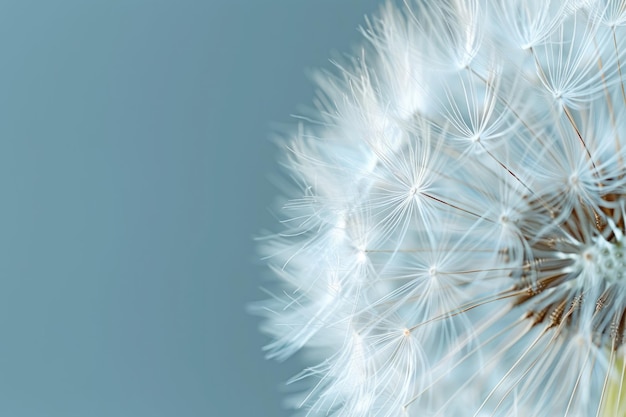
255,0,626,416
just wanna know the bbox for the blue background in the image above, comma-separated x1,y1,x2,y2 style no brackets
0,1,384,416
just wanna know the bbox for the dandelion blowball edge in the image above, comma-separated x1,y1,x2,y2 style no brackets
255,1,626,416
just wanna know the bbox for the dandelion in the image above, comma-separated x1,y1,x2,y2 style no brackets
254,0,626,415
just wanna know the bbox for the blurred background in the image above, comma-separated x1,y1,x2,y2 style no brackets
0,1,384,416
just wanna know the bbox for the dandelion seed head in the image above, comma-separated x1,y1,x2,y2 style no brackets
254,0,626,416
